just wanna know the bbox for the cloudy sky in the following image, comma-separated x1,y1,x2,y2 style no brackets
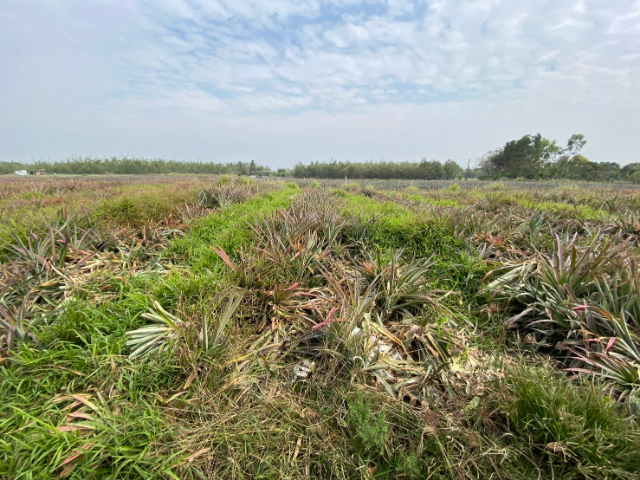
1,0,639,167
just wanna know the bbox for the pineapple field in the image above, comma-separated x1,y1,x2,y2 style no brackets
1,175,640,479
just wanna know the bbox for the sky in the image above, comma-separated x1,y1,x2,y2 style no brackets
1,0,639,168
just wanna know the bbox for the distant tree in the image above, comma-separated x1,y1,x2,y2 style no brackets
479,134,561,179
477,150,502,179
620,163,640,182
553,134,588,178
596,162,621,182
419,159,444,179
566,134,587,157
0,157,271,176
546,148,621,182
443,159,464,179
563,155,597,180
291,159,457,179
474,133,631,181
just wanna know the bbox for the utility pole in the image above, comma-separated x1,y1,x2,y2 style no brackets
465,159,470,181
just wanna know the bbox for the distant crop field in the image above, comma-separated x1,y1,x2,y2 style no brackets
1,175,639,479
295,177,640,191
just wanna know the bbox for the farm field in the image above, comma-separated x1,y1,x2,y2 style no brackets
1,175,640,479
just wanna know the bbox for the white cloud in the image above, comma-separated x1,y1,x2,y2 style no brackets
0,0,639,165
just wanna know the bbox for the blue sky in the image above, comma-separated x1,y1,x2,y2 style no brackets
1,0,639,166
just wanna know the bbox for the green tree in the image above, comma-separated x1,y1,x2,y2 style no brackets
0,157,271,176
443,159,464,179
419,159,444,179
479,134,608,180
566,134,587,157
621,163,638,177
553,134,588,178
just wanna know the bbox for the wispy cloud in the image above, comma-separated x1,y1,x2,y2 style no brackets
1,0,639,165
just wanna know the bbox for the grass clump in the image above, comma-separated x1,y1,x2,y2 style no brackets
403,185,420,195
346,390,388,456
216,174,232,184
99,185,195,227
343,182,361,193
502,364,640,478
236,175,255,185
198,183,250,209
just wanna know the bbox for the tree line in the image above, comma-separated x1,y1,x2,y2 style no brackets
292,134,638,183
0,157,268,176
478,133,638,182
291,159,464,180
2,138,637,183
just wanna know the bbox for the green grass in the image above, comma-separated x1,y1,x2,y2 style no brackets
171,185,297,272
501,364,640,478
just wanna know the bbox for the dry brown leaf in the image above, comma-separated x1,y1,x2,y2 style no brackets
57,424,96,433
467,432,481,449
58,444,92,477
290,435,303,466
66,412,95,421
185,447,211,462
183,370,197,390
424,411,440,428
71,395,100,412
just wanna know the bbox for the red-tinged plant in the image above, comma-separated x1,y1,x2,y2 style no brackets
213,245,257,288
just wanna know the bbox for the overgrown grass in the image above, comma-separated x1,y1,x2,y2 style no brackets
1,176,639,479
501,364,640,478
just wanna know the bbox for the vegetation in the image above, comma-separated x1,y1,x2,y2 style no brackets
1,175,639,478
292,159,465,180
0,156,269,176
289,134,635,182
479,133,637,182
4,139,637,183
